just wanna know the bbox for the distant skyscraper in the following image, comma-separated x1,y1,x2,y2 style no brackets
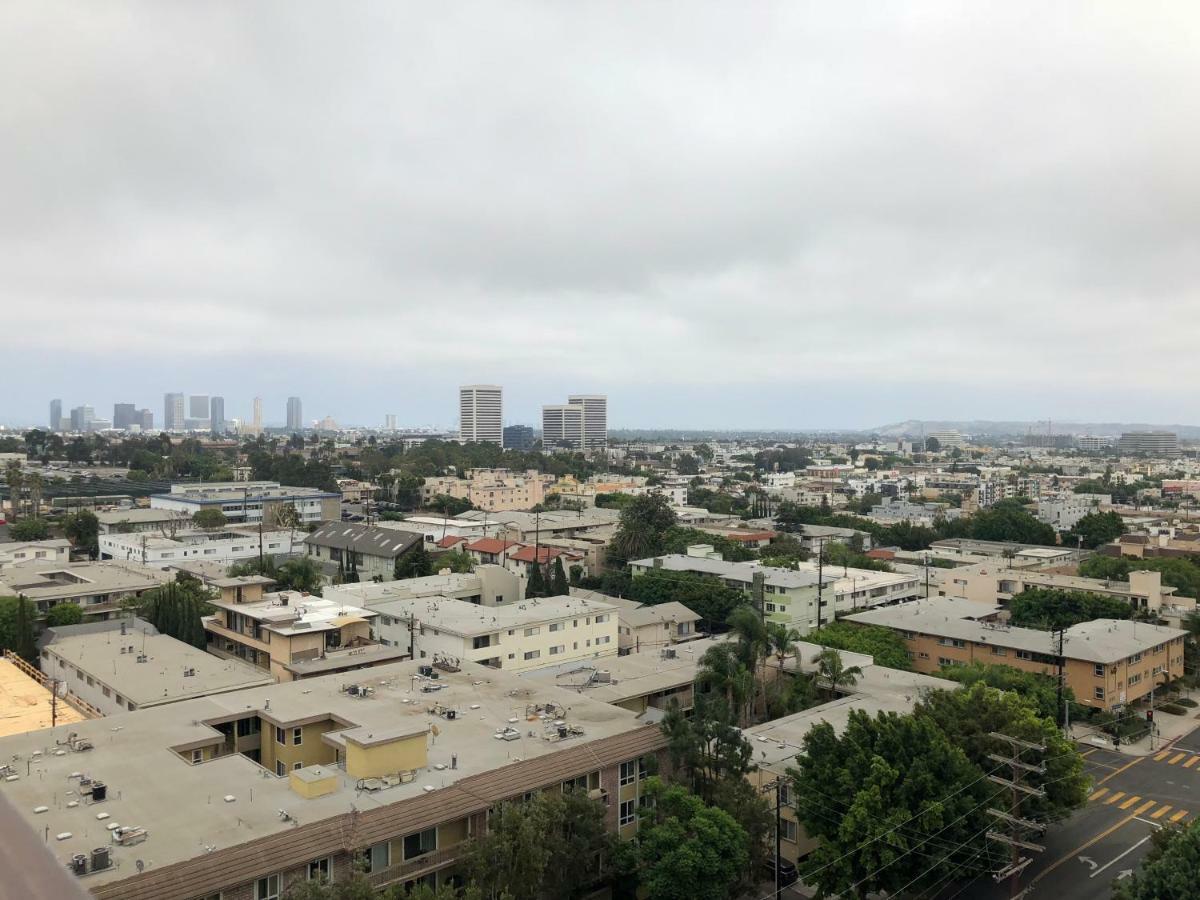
542,404,583,450
567,395,608,450
113,403,137,430
1117,431,1179,456
286,397,303,432
459,385,503,445
164,393,185,431
385,414,397,432
49,399,62,431
69,405,94,432
189,395,210,419
210,397,225,433
252,397,263,434
138,409,154,431
503,424,535,452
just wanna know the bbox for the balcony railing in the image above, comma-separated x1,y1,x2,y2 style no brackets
365,847,459,887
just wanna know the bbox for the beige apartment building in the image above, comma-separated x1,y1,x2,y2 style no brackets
420,468,553,512
0,659,667,899
845,598,1187,712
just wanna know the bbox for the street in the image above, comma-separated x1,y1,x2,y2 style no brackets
942,724,1200,900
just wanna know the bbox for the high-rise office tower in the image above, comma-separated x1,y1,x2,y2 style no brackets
210,397,225,433
459,385,503,445
49,399,62,431
503,424,535,452
252,397,263,434
286,397,303,432
189,395,210,419
384,414,397,432
69,405,94,432
113,403,137,430
138,409,154,431
542,404,583,450
567,395,608,450
164,393,185,431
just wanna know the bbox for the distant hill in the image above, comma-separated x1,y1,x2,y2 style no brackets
870,420,1200,439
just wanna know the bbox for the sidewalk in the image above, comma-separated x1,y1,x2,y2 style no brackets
1073,709,1200,756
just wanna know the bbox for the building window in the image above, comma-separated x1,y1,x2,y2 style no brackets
523,650,541,661
595,614,609,624
549,645,564,656
308,857,332,882
191,749,203,764
523,626,540,637
276,726,286,745
620,761,636,786
1015,650,1033,661
293,727,303,746
294,762,304,771
619,799,636,827
358,841,390,873
255,874,281,900
403,827,437,861
1094,687,1105,700
1128,673,1143,686
781,818,799,842
991,647,1007,657
549,622,562,632
1094,663,1104,677
276,760,286,777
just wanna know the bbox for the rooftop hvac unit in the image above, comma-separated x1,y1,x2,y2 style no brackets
90,782,107,802
347,684,360,696
595,671,612,683
71,854,88,876
417,665,433,677
661,648,677,659
91,847,111,871
445,709,457,720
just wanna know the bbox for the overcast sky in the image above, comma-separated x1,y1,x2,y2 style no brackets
4,2,1199,430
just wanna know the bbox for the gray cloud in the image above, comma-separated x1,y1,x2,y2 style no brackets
3,1,1199,429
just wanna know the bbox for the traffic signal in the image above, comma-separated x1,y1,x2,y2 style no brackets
1147,710,1154,722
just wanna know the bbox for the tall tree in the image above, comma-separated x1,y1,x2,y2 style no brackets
64,510,100,558
394,544,432,580
812,647,863,698
526,561,547,598
550,557,569,595
608,494,677,564
1113,820,1200,900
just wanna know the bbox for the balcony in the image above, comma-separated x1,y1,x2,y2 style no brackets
365,847,459,888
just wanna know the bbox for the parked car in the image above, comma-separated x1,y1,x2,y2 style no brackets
763,857,798,887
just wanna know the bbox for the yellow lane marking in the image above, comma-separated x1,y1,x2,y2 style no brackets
1099,756,1144,786
1134,800,1157,816
1151,805,1173,819
1185,756,1200,769
1081,748,1098,757
1118,795,1142,810
1033,810,1140,883
1089,788,1109,802
1169,753,1187,765
1104,791,1126,805
1169,809,1189,823
1155,750,1172,761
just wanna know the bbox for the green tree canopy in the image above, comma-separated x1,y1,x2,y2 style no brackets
64,510,100,558
9,519,52,541
1062,510,1125,549
1008,587,1135,630
192,508,229,530
0,597,38,661
1113,820,1200,900
46,603,84,627
608,494,677,565
807,621,912,670
935,661,1072,722
393,544,433,580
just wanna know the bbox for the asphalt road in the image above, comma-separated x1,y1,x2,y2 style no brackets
939,722,1200,900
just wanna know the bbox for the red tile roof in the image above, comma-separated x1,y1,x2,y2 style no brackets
435,535,467,549
466,538,521,554
509,545,581,564
866,548,895,560
724,531,777,543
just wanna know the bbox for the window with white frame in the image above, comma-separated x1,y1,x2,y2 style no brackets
308,856,332,882
619,799,636,826
255,874,281,900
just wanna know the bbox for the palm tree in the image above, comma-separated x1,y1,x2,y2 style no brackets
697,644,752,725
5,461,23,523
812,648,863,699
766,622,801,673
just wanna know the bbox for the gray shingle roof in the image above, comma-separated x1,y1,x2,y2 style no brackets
303,523,421,559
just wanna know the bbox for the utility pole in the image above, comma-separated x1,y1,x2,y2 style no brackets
1055,627,1066,733
815,537,825,631
986,732,1046,900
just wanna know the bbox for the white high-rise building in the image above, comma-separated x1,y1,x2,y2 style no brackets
385,414,397,432
542,404,583,450
567,395,607,450
286,397,303,432
252,397,263,435
459,385,503,445
164,392,185,431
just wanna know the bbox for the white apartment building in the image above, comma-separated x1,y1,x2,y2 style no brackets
459,385,503,445
0,539,71,569
1037,493,1110,533
99,528,297,567
365,593,618,672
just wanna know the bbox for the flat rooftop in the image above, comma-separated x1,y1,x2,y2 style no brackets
364,593,616,637
327,573,485,604
631,554,832,589
209,593,376,636
0,561,169,602
43,620,274,707
0,659,87,737
844,598,1187,664
0,659,645,888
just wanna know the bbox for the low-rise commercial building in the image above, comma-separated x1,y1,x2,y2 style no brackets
40,618,274,714
364,592,618,672
0,659,666,899
150,481,340,526
98,528,297,567
843,597,1187,712
95,508,191,535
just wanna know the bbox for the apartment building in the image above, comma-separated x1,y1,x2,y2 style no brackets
573,592,702,652
204,590,404,682
0,659,666,899
629,548,918,634
365,592,618,672
0,539,71,568
419,468,552,512
40,618,273,714
328,566,521,607
150,481,340,525
1037,493,1110,532
380,515,490,545
304,522,423,582
98,527,297,567
505,544,588,580
95,508,192,535
459,384,503,445
0,560,169,621
844,598,1187,713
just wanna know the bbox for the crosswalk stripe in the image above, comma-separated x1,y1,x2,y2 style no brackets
1089,788,1109,802
1119,795,1142,809
1105,791,1126,805
1169,753,1187,765
1155,750,1172,761
1134,800,1157,815
1169,809,1189,823
1185,756,1200,769
1152,805,1173,819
